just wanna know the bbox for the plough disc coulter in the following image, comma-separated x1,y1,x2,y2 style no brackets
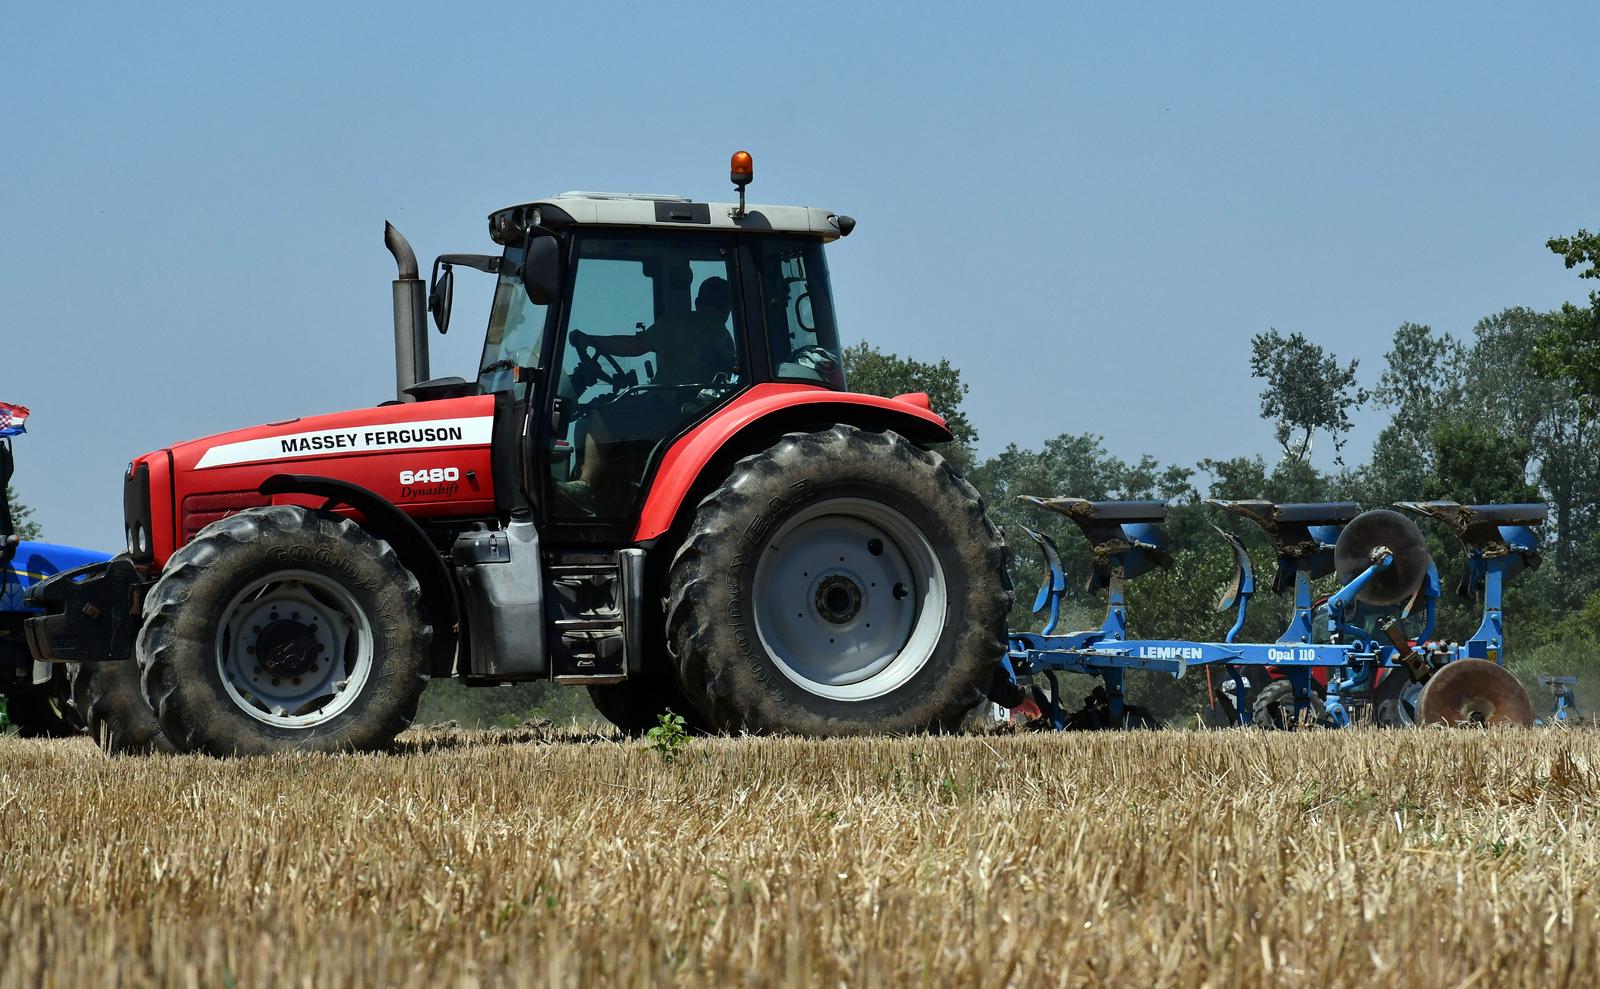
1003,497,1547,729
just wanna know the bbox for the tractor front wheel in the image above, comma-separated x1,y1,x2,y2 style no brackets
666,425,1010,735
69,660,173,754
139,506,429,755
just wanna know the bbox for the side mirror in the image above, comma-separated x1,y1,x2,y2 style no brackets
428,262,454,334
523,235,562,306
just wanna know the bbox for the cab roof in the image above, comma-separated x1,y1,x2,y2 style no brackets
488,192,851,245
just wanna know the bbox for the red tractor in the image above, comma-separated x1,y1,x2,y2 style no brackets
27,154,1011,755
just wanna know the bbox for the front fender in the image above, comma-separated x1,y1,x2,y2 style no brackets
634,384,953,542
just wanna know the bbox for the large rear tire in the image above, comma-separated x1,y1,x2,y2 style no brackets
1373,668,1422,727
665,426,1010,735
68,661,173,754
139,506,430,755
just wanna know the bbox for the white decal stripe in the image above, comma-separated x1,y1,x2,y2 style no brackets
194,416,495,469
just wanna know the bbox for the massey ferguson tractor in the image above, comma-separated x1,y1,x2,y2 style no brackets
25,153,1012,755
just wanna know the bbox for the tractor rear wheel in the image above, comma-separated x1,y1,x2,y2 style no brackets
666,425,1010,735
139,506,430,755
1373,668,1422,727
68,660,173,754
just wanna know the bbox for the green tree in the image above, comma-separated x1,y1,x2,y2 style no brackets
1423,419,1538,505
1533,229,1600,403
3,486,40,540
1360,322,1467,504
1248,329,1369,464
1465,308,1600,583
842,342,977,470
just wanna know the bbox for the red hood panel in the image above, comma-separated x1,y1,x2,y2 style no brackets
152,395,499,562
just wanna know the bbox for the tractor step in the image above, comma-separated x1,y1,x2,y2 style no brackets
544,550,643,684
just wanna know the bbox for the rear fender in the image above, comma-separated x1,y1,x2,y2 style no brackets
258,474,459,677
634,386,954,542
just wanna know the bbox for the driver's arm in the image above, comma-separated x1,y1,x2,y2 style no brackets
571,327,654,357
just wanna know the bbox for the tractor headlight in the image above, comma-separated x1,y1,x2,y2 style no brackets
123,460,155,561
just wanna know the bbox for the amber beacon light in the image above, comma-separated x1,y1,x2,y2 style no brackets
730,150,754,216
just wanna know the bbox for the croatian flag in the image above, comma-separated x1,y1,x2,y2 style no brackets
0,403,28,437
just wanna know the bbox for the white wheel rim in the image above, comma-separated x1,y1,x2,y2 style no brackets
214,569,375,728
752,497,946,701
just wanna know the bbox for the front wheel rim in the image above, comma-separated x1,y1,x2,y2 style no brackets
214,569,375,728
751,497,947,701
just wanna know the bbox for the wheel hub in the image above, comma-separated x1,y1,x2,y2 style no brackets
814,574,863,624
253,620,321,677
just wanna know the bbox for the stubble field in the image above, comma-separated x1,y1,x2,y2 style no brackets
0,726,1595,988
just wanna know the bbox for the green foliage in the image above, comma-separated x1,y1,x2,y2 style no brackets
645,711,689,761
842,342,977,470
1362,323,1467,502
1533,229,1600,403
1424,420,1538,504
1248,329,1369,464
4,486,40,539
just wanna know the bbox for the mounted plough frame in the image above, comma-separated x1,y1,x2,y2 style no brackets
1001,497,1547,729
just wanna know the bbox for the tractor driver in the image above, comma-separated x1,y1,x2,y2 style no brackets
554,276,738,517
568,276,737,388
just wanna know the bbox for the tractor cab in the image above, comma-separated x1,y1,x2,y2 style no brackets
427,171,855,528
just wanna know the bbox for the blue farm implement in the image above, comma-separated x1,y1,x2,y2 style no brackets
1002,496,1545,730
2,428,108,736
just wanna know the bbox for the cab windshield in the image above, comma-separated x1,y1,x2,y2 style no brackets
477,244,549,396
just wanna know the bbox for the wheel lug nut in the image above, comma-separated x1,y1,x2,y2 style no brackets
271,678,280,686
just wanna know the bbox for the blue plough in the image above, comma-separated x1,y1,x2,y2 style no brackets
1000,497,1545,729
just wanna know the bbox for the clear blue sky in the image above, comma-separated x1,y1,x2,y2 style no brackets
4,1,1595,548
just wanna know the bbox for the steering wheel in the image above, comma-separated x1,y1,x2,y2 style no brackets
570,337,637,396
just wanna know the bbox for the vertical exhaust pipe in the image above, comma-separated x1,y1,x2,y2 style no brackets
384,222,429,402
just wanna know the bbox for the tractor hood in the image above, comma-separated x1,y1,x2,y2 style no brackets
132,394,501,565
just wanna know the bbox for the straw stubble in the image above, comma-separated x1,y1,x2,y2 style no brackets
0,726,1594,987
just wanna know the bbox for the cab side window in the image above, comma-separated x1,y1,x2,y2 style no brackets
759,238,845,389
547,234,744,520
